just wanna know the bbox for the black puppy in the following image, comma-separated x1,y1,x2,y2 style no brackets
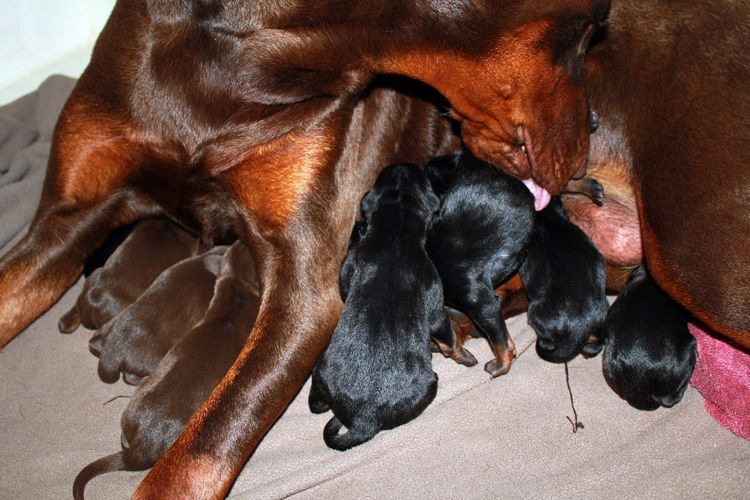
309,163,446,451
519,197,609,363
425,152,535,377
603,265,696,410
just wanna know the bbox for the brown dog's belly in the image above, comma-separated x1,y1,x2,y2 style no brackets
563,162,642,269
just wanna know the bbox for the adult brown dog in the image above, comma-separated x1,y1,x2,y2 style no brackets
561,0,750,354
0,0,611,497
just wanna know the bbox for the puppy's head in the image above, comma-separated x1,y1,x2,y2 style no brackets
602,269,697,410
532,313,601,363
603,333,696,410
361,163,440,220
424,152,463,199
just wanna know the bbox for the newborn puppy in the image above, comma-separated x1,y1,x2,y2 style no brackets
90,246,227,385
309,163,445,451
425,151,535,377
603,265,696,410
73,242,259,500
519,197,609,362
58,219,200,333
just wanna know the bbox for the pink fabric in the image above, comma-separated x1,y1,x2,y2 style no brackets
689,323,750,440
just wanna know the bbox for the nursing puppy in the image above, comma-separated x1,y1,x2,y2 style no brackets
520,197,608,363
603,265,696,410
89,246,227,385
309,164,444,451
58,219,199,333
73,242,259,500
425,152,535,377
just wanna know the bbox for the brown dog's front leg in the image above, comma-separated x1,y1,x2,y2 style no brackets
133,243,342,499
0,91,156,346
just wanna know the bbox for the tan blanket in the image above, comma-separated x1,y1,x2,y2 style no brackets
1,77,748,500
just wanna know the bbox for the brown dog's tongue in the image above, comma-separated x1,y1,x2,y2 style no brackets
522,178,551,211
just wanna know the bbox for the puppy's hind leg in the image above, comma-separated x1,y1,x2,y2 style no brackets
308,372,330,414
430,310,478,367
454,284,516,377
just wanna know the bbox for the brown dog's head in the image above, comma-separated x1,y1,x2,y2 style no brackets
376,0,610,208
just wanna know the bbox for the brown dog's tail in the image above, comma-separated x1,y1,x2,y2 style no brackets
73,451,137,500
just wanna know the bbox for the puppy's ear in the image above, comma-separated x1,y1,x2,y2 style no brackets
203,253,225,277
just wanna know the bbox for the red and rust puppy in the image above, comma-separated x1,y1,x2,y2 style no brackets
73,242,260,499
0,0,610,495
58,218,200,333
425,151,535,377
90,247,227,385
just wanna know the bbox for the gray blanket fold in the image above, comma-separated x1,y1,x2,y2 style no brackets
0,76,747,500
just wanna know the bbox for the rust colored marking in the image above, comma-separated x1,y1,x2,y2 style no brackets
222,126,338,232
53,102,144,205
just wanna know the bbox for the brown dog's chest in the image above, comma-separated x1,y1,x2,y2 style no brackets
563,129,642,268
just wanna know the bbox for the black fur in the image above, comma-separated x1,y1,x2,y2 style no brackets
425,151,535,377
309,163,444,451
603,265,696,410
519,197,608,363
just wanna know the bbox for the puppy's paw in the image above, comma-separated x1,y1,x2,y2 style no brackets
309,398,330,414
450,346,478,367
484,358,512,378
581,334,605,358
58,306,81,334
122,372,145,386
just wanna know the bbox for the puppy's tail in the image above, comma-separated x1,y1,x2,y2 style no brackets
73,451,139,500
323,416,378,451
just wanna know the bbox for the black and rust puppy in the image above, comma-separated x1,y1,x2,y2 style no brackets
58,219,200,333
519,197,609,363
603,265,696,410
309,163,447,451
425,151,535,377
89,246,227,385
73,242,260,499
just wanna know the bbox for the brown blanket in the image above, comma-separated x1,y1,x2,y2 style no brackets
1,77,748,499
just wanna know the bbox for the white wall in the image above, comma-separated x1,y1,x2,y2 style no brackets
0,0,116,105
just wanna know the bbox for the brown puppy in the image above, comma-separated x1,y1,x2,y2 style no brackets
90,246,227,385
58,218,200,333
0,1,610,496
73,242,259,499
